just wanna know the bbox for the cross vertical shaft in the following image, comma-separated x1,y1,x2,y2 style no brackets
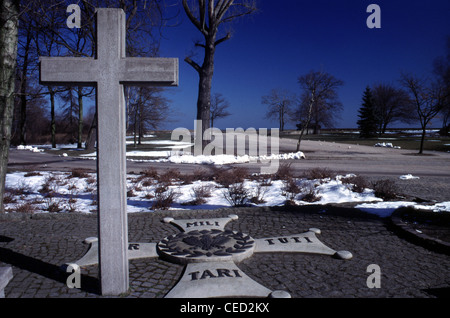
39,8,178,296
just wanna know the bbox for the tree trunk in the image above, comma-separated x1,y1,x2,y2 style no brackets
50,88,56,148
197,55,214,150
188,34,216,153
85,111,97,150
0,0,20,213
419,126,426,154
77,87,83,148
19,27,32,146
296,96,315,152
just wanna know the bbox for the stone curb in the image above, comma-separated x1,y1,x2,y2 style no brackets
390,208,450,255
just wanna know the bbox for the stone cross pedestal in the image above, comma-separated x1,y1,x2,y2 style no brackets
40,8,178,295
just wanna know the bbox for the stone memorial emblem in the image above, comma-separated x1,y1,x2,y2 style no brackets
67,215,352,298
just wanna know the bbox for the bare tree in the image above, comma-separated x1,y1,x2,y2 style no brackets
433,36,450,135
261,88,294,131
0,0,20,213
294,70,343,151
401,73,446,154
371,83,415,135
127,86,171,146
182,0,257,150
210,92,231,127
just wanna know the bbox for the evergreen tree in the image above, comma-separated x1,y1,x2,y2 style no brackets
357,87,378,138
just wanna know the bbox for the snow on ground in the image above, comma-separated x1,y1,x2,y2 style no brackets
10,138,450,217
16,145,44,153
159,151,306,165
4,170,450,217
374,142,401,149
399,174,420,180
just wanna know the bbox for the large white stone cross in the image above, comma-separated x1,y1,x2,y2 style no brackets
39,8,178,295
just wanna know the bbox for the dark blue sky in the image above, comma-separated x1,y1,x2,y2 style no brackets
158,0,450,130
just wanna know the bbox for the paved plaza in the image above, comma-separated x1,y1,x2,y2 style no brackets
2,137,450,301
1,205,449,298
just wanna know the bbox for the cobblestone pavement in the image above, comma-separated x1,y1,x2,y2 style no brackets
1,205,449,299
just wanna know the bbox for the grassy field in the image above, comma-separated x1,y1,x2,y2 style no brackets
280,129,450,153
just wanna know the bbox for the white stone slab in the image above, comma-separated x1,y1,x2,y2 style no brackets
67,237,158,267
165,261,272,298
254,228,353,259
163,214,238,232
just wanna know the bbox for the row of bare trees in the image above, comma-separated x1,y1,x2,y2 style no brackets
0,0,175,213
262,70,345,151
263,36,450,154
10,0,172,149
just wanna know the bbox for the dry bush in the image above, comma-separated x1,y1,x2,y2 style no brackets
39,176,58,197
141,168,159,179
300,184,322,203
69,168,90,179
46,200,63,213
304,167,336,181
216,167,250,188
222,182,249,207
151,184,179,210
372,179,398,200
11,180,30,196
127,188,136,197
281,178,301,202
85,176,97,185
141,179,154,187
184,184,214,205
178,173,196,185
15,202,37,213
341,175,369,193
158,169,181,185
249,183,269,204
274,162,292,181
193,168,215,181
3,190,17,204
24,171,42,177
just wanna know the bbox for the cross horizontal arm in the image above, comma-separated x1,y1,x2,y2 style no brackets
39,57,97,86
120,58,179,86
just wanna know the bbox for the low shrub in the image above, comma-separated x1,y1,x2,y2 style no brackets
15,202,36,213
222,182,249,207
274,162,292,181
2,191,17,204
249,183,268,204
141,168,159,179
69,168,90,179
281,178,302,204
304,167,336,181
158,169,181,185
151,184,179,210
372,179,398,200
341,175,369,193
193,168,215,181
216,167,249,188
184,184,214,205
300,184,322,203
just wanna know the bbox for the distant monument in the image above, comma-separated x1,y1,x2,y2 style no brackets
40,8,178,295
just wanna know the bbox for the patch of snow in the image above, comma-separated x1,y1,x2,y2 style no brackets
355,201,450,217
399,174,420,180
374,142,401,149
4,170,450,217
16,145,44,153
